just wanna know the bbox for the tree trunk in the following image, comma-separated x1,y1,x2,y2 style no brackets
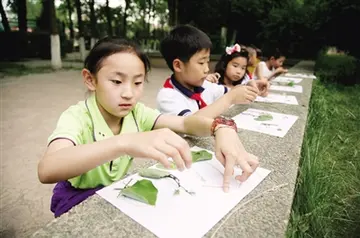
66,0,74,39
174,0,178,26
49,0,62,69
0,1,11,32
147,0,152,36
123,0,130,37
75,0,86,61
75,0,83,34
17,0,27,32
167,0,178,27
38,0,50,32
78,37,86,60
140,0,146,32
88,0,97,37
90,38,97,48
88,0,97,47
105,0,112,36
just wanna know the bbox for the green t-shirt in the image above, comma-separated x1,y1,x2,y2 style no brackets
48,93,161,189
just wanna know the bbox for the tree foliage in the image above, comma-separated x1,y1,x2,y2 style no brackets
174,0,360,57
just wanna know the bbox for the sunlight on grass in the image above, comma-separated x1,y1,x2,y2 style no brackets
287,80,360,237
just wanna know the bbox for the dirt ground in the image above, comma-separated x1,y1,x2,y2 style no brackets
0,68,171,237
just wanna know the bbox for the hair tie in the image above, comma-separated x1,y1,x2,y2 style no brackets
225,44,241,55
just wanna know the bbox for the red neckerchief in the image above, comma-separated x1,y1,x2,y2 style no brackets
163,77,207,109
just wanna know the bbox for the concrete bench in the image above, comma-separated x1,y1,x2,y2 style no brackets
32,61,315,238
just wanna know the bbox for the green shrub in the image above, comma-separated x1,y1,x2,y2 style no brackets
315,48,360,85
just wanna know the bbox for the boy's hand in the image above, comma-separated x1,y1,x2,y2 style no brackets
275,67,288,74
214,127,259,192
123,128,192,171
230,85,259,104
206,73,221,84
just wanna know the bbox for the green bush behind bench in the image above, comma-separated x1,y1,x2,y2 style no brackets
315,49,360,85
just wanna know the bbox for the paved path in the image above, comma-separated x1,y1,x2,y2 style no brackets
0,68,171,238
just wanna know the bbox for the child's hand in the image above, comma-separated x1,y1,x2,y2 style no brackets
247,79,258,89
275,67,288,74
256,78,270,97
229,85,259,104
123,128,192,171
214,127,259,192
206,73,220,84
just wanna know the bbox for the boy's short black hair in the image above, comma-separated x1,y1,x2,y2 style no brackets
160,25,212,71
263,47,284,60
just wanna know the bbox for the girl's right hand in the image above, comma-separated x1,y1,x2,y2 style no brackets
206,73,221,83
122,128,192,171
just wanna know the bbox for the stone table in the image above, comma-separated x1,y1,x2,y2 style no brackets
32,61,315,238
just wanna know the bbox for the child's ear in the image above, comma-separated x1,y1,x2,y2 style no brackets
82,69,96,91
173,59,182,73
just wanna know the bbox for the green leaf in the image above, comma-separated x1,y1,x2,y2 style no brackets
139,168,170,179
155,161,177,170
191,150,213,162
287,81,295,86
119,179,158,205
254,114,273,121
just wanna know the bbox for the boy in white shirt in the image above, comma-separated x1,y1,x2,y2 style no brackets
254,48,288,81
156,25,259,118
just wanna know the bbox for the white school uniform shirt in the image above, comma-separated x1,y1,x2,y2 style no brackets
253,61,274,80
156,75,228,116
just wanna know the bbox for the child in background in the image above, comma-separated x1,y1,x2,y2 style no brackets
214,44,253,87
246,46,259,77
207,44,269,96
38,37,259,217
254,48,288,81
156,25,259,119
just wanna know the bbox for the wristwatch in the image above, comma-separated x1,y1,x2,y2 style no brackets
210,116,238,136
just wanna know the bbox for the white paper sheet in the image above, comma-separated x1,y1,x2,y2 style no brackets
270,84,303,93
272,76,303,84
255,93,298,105
96,146,271,238
232,108,298,137
284,73,316,79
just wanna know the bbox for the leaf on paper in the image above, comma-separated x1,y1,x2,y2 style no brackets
173,189,180,196
139,168,170,179
287,81,295,86
155,161,177,170
191,150,212,162
119,179,158,205
254,113,273,121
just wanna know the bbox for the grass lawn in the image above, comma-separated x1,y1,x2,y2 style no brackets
287,80,360,237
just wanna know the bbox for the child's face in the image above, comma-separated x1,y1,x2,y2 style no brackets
270,56,286,68
224,56,247,82
89,52,145,119
178,49,210,88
